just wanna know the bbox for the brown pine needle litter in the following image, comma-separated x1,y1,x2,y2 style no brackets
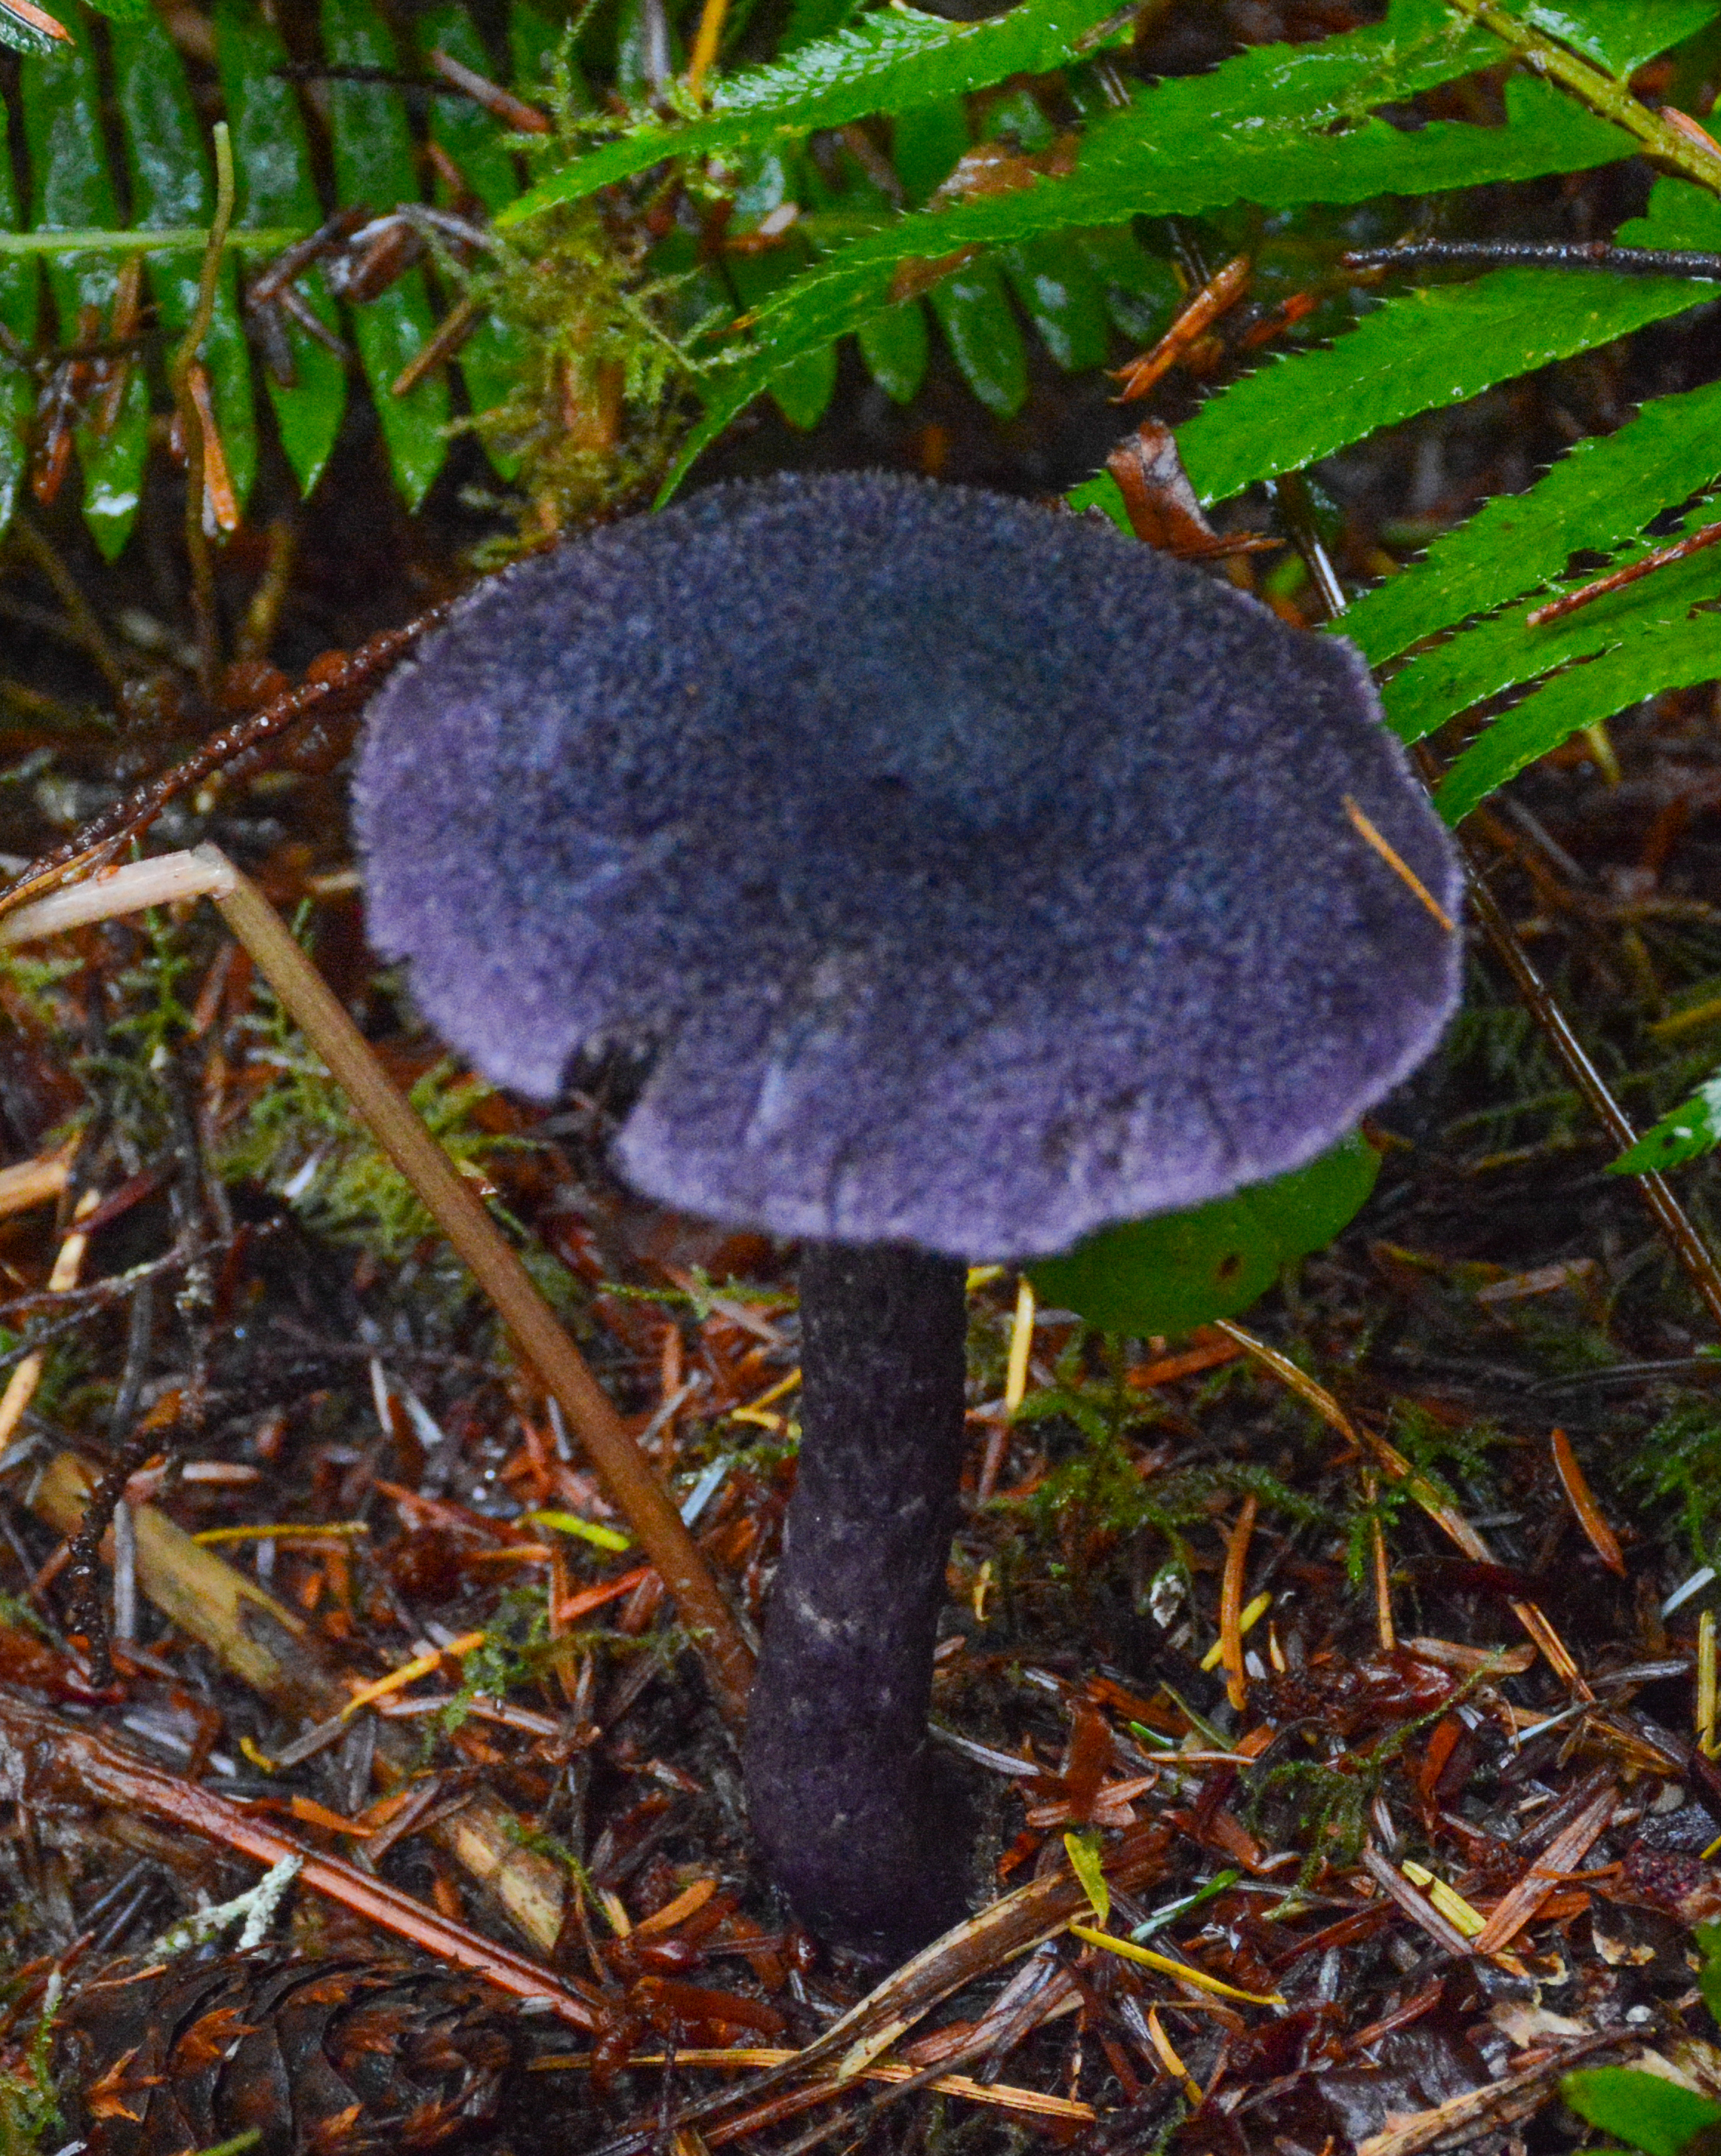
5,342,1721,2156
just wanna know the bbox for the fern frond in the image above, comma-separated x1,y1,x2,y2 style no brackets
1176,258,1715,509
666,67,1634,497
498,0,1129,227
1341,376,1721,669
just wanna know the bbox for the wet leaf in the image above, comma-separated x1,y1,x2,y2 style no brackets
1608,1068,1721,1176
1027,1131,1380,1336
417,1,527,475
0,87,37,539
320,0,450,510
213,0,347,498
1562,2066,1721,2156
110,10,257,512
928,254,1026,418
20,1,150,559
1001,232,1109,372
857,297,929,404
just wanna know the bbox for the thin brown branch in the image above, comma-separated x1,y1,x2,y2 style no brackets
0,609,449,929
0,1685,601,2029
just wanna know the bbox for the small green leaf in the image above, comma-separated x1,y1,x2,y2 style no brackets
781,0,863,56
1342,375,1721,669
524,1509,633,1552
892,99,971,208
320,0,450,511
499,0,1123,226
727,241,838,428
110,11,257,513
1026,1133,1380,1337
857,297,929,404
929,253,1027,417
0,90,37,540
1522,1,1721,76
20,1,149,560
1608,1070,1721,1177
1178,261,1714,511
1562,2067,1721,2156
1063,1829,1109,1926
1072,224,1177,344
214,0,347,498
1003,232,1109,372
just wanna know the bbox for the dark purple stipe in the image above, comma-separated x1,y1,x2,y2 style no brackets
743,1243,970,1960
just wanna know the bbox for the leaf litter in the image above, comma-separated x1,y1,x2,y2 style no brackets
5,3,1721,2152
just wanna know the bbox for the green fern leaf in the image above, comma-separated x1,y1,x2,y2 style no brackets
727,240,838,426
781,0,864,53
857,295,927,401
497,0,1130,228
1522,0,1721,76
1435,605,1721,823
64,0,149,21
666,67,1632,497
929,252,1027,415
1072,224,1177,344
320,0,450,509
110,12,258,512
1342,378,1721,668
892,98,970,206
418,1,529,475
1003,233,1108,373
1177,258,1714,508
20,3,150,559
1386,498,1721,739
0,3,64,56
213,0,348,497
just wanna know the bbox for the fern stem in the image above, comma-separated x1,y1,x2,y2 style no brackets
0,227,306,257
1448,0,1721,197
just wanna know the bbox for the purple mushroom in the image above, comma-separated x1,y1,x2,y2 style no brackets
354,471,1461,1960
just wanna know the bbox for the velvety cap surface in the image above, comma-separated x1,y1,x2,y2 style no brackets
354,472,1461,1258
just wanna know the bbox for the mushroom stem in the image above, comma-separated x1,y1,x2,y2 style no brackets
744,1243,971,1960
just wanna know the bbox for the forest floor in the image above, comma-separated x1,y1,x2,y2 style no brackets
4,4,1721,2154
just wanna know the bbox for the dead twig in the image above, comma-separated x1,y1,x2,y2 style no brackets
0,610,450,931
0,1686,602,2030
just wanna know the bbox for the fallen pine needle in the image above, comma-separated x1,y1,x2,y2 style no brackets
342,1630,487,1718
1470,1782,1617,1955
532,2050,1096,2124
1343,796,1457,932
1068,1924,1285,2004
193,1521,371,1546
1549,1427,1626,1576
555,1564,657,1623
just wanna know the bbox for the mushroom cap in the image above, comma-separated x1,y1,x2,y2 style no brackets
355,472,1460,1259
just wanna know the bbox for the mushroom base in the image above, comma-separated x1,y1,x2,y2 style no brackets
743,1242,970,1962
